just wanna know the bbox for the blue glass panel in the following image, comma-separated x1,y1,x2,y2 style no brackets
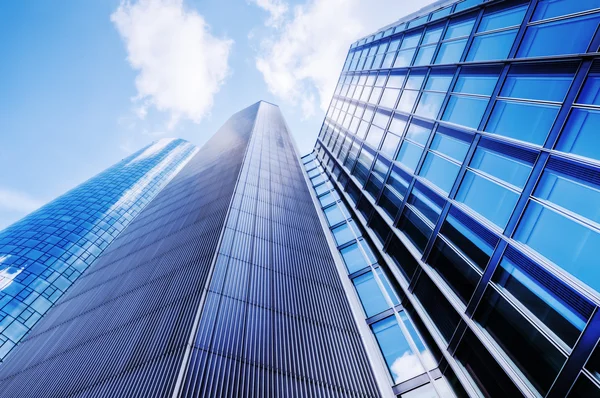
396,90,419,113
515,201,600,293
456,171,519,228
435,39,467,64
389,115,408,135
386,73,407,88
366,125,385,148
381,132,401,158
486,100,559,145
466,30,518,61
380,88,400,108
340,242,370,273
470,146,532,188
331,223,355,246
388,167,411,198
324,205,345,226
405,72,426,90
318,192,336,207
430,133,469,162
425,72,453,92
535,168,600,223
413,46,436,66
518,13,600,57
556,108,600,160
405,121,432,145
394,48,417,68
577,73,600,105
455,0,484,12
401,32,422,49
502,69,574,102
442,95,488,129
375,268,400,305
399,311,438,369
533,0,600,21
372,316,425,383
422,26,444,44
445,18,476,39
478,5,527,32
353,272,389,317
396,141,423,172
420,153,460,193
415,92,445,119
454,68,500,95
431,7,452,21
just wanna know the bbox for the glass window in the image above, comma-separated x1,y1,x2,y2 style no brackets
567,374,600,398
577,72,600,105
396,141,423,172
518,13,600,58
394,48,417,68
381,132,400,158
396,90,419,113
435,39,467,64
415,92,445,119
466,30,518,61
454,68,500,95
401,31,422,49
340,242,370,273
387,72,407,88
445,17,476,39
318,192,336,207
331,223,355,246
388,166,411,198
475,287,566,395
419,153,460,193
375,267,400,305
486,100,558,145
442,95,488,129
399,208,432,252
501,67,574,102
389,114,408,136
424,71,453,92
478,5,527,32
556,108,600,161
413,46,436,66
405,120,431,145
429,132,470,162
533,0,600,21
353,272,389,316
440,211,495,270
407,187,442,224
372,316,426,383
422,26,444,44
514,201,600,293
413,273,461,341
379,187,403,219
493,253,588,348
366,125,385,148
379,88,400,108
324,205,345,226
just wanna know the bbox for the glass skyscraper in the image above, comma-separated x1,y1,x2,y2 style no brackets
308,0,600,397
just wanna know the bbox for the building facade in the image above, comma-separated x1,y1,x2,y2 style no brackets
0,102,384,398
0,138,198,362
309,0,600,397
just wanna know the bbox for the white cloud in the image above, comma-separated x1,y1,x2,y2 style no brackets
111,0,233,128
0,188,45,213
251,0,289,27
255,0,436,117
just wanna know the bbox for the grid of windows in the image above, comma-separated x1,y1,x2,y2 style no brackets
314,0,600,396
0,139,198,362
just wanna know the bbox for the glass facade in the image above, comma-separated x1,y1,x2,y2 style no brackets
0,138,197,361
314,0,600,396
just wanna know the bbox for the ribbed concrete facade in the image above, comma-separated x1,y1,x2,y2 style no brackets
0,102,380,398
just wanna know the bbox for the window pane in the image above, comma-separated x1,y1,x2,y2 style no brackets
441,212,495,270
396,141,423,172
501,68,574,102
405,72,426,90
415,92,445,119
422,26,444,44
428,237,481,303
353,272,389,317
366,125,385,148
413,273,461,341
340,242,370,273
394,48,417,67
454,68,500,95
380,88,400,108
413,45,436,66
493,255,587,348
419,153,460,193
381,132,400,158
435,39,467,64
486,100,558,145
514,201,600,292
372,316,426,383
379,187,403,218
456,171,519,228
567,374,600,398
405,121,432,145
396,90,419,113
401,31,422,49
466,29,518,61
332,223,355,246
407,187,442,224
324,205,345,226
388,167,411,198
518,13,600,58
475,287,566,395
425,71,453,92
470,146,532,188
387,72,407,88
389,114,408,135
399,208,432,252
533,0,600,21
442,95,488,129
375,267,400,305
478,5,527,32
445,17,476,39
556,108,600,161
577,73,600,105
430,133,469,162
318,192,335,207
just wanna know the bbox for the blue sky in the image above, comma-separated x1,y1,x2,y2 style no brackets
0,0,433,230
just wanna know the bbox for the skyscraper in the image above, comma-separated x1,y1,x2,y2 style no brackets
309,0,600,397
0,102,384,397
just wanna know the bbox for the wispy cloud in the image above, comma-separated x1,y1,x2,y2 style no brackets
111,0,233,129
0,188,45,213
250,0,289,27
254,0,436,118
